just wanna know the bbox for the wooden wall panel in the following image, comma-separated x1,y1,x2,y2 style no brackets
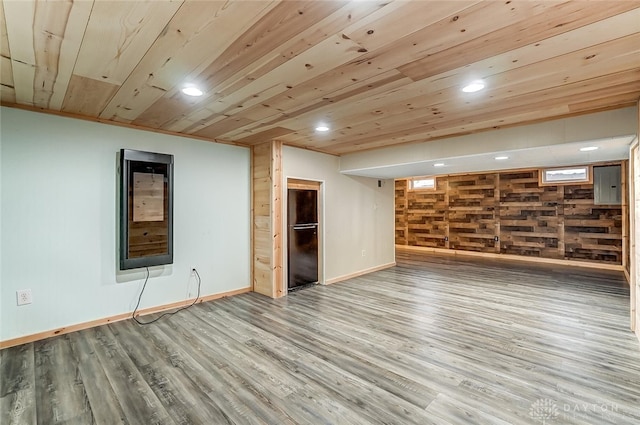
563,185,623,263
396,162,625,265
448,174,496,252
405,178,448,249
499,170,561,259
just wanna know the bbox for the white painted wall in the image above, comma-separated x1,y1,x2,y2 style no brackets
0,107,251,341
282,146,395,283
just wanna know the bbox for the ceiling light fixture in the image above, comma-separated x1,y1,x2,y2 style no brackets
315,125,330,132
462,80,485,93
495,156,509,160
433,163,445,167
579,146,599,152
181,86,203,96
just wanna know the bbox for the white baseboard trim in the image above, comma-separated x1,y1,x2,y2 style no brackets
325,262,397,285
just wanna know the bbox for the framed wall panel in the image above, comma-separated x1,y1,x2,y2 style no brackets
119,149,174,270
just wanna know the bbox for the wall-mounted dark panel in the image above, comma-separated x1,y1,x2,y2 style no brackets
120,149,174,270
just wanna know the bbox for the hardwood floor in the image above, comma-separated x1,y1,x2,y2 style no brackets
2,253,640,425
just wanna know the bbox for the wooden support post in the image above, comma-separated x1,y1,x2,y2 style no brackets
251,140,283,298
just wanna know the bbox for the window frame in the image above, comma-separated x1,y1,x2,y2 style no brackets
408,176,437,191
539,165,592,186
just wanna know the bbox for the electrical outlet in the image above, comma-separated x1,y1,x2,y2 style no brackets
361,250,366,257
16,289,32,306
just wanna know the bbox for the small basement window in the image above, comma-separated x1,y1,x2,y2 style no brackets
410,177,436,190
540,166,591,185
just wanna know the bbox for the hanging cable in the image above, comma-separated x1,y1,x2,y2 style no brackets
132,267,202,325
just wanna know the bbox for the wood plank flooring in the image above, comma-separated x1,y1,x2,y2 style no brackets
2,253,640,424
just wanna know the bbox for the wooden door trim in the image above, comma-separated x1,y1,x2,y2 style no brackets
287,178,321,190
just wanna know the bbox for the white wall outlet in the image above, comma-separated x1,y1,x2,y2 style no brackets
16,289,32,306
361,250,366,257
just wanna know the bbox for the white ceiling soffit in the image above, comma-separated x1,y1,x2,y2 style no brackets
341,136,634,179
339,107,638,179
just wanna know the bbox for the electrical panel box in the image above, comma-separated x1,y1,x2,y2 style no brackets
593,165,621,205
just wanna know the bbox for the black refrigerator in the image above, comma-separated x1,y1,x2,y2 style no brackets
287,189,319,290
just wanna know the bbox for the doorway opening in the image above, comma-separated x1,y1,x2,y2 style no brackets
286,179,322,291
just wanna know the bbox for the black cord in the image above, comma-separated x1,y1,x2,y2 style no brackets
132,267,202,325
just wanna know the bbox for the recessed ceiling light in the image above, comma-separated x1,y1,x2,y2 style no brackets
433,163,445,167
462,80,485,93
181,86,203,96
580,146,599,152
495,156,509,160
315,125,330,132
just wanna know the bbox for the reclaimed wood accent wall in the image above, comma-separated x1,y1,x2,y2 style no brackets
396,163,626,265
252,140,284,298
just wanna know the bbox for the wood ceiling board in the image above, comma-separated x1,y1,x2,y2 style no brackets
47,0,93,110
337,99,638,155
32,0,79,109
313,79,640,154
568,94,639,114
62,75,119,116
3,1,640,156
72,0,183,86
100,0,280,123
132,1,348,129
321,75,640,154
0,1,9,58
227,77,413,144
235,127,294,146
193,0,347,94
0,83,15,103
363,1,557,76
433,73,640,132
2,0,35,65
405,8,640,96
278,33,640,146
227,3,479,126
11,60,35,105
193,116,255,139
164,106,223,133
3,0,37,105
232,70,410,137
344,1,480,52
212,1,386,100
287,80,640,153
1,55,12,87
230,3,640,138
160,33,368,134
399,2,640,82
186,60,408,142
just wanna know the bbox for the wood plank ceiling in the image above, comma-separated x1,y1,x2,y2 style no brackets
1,0,639,156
